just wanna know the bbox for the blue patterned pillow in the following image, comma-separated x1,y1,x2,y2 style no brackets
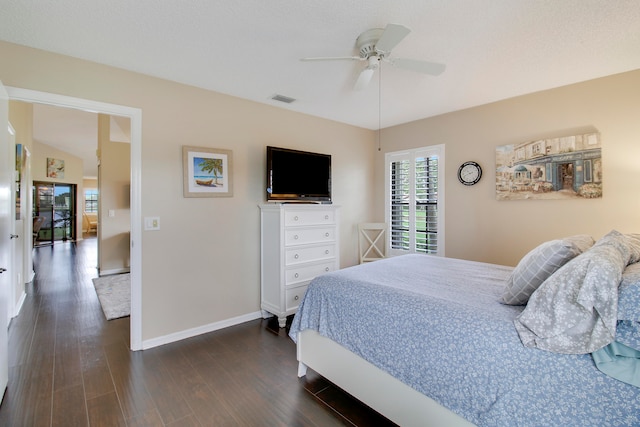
618,261,640,321
612,239,640,352
502,235,594,305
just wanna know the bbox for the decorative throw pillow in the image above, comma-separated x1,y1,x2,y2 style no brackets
609,237,640,352
514,230,631,354
566,234,599,252
501,234,594,305
624,233,640,264
618,261,640,321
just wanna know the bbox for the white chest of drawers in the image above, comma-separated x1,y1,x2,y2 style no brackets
260,204,340,327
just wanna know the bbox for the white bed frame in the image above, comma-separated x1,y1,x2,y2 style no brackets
297,329,475,427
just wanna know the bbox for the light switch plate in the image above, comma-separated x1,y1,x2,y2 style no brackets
144,217,160,231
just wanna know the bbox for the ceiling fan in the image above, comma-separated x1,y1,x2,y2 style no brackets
301,23,446,90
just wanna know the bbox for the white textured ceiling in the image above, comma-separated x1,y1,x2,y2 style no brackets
2,1,640,132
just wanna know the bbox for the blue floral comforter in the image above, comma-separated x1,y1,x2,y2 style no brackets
289,254,640,427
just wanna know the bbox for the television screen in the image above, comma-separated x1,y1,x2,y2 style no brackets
266,146,331,202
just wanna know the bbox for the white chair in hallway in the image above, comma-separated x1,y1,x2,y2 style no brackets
358,223,387,264
83,211,98,234
33,216,45,245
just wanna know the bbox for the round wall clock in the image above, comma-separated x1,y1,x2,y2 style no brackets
457,161,482,186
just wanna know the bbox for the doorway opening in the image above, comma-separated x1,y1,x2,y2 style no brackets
7,86,142,351
33,182,77,245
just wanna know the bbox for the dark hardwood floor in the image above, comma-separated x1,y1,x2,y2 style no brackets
0,238,396,426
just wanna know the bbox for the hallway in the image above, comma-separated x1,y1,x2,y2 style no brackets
0,239,394,426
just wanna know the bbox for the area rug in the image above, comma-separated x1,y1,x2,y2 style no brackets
92,273,130,320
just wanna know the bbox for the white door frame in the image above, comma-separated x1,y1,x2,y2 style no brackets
22,146,33,287
7,122,20,322
7,87,143,351
0,81,11,403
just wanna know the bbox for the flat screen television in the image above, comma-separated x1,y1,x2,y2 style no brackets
266,146,332,203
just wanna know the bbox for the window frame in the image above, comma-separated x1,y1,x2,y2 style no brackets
84,188,98,213
384,144,445,257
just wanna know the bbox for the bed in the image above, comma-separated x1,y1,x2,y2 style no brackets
288,231,640,427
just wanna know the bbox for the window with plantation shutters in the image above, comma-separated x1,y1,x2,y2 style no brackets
385,145,444,256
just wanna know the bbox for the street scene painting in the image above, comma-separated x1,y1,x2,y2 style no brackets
496,133,602,201
182,146,233,197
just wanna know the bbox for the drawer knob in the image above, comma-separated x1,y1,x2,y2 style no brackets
325,267,330,272
294,254,299,259
294,216,299,221
325,232,330,237
294,273,299,278
325,250,329,255
294,235,299,240
325,215,329,220
294,295,299,301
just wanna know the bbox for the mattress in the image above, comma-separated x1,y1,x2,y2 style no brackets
289,254,640,426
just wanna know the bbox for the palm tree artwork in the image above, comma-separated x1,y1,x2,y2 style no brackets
194,157,223,187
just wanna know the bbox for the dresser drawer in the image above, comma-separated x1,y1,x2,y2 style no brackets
285,284,309,311
284,227,335,246
285,261,335,285
284,209,335,226
285,244,335,265
260,204,339,328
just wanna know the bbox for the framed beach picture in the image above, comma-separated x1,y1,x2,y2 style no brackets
182,146,233,198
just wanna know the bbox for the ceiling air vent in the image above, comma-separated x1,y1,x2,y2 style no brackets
271,94,296,104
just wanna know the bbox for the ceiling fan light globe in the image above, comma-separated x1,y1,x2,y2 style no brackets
354,68,375,90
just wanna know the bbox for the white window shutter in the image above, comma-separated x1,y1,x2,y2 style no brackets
385,145,444,256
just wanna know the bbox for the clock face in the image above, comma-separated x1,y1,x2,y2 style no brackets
458,161,482,186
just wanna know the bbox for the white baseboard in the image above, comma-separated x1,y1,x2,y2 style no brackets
141,311,263,350
99,268,130,276
12,291,26,318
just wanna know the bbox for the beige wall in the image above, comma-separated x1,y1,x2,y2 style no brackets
98,114,131,275
0,41,376,342
83,178,98,188
376,69,640,266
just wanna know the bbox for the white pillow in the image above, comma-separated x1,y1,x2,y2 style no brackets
501,235,594,305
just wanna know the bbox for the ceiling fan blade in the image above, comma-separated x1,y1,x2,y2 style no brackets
354,68,375,91
375,24,411,54
300,56,362,62
389,58,446,75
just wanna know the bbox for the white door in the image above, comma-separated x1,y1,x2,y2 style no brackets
0,81,11,401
